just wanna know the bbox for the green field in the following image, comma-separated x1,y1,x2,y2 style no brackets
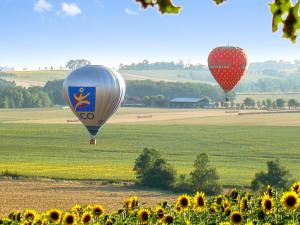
1,120,300,187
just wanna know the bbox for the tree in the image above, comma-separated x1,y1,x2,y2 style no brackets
190,153,222,195
135,0,300,43
243,97,256,108
66,59,91,70
276,98,286,108
288,98,299,109
133,147,176,190
251,159,292,191
266,99,272,109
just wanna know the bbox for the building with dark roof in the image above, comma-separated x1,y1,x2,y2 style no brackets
169,98,214,108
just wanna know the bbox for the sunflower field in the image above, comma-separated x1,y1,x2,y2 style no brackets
1,181,299,225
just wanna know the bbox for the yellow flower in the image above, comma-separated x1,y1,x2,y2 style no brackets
81,212,93,225
124,196,139,210
155,205,164,221
261,194,274,214
291,180,300,194
281,191,300,210
239,197,248,212
70,204,82,213
176,194,191,211
47,209,62,224
162,214,174,224
245,222,254,225
62,212,77,225
104,218,113,225
92,205,105,217
230,211,243,224
219,222,231,225
22,209,37,222
193,192,206,211
137,209,151,224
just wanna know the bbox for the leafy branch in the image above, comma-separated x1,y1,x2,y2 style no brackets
135,0,300,43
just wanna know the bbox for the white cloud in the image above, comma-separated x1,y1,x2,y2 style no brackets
61,3,82,16
34,0,52,12
125,8,139,16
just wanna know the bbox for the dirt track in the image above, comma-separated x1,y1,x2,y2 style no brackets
0,179,176,217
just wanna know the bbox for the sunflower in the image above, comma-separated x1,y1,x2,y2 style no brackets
291,181,300,194
130,196,139,209
104,218,113,225
62,212,77,225
193,192,206,211
155,206,164,221
239,197,248,212
70,204,82,213
281,191,300,210
23,209,37,222
219,222,230,225
137,209,151,224
261,195,274,214
265,185,274,197
92,205,104,217
162,215,173,224
47,209,62,224
81,212,93,225
174,204,181,214
230,189,239,200
230,211,243,225
222,199,230,211
245,222,254,225
176,194,191,211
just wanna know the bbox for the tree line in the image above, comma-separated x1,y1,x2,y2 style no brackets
0,79,227,109
0,80,52,108
119,60,206,71
134,148,294,195
242,97,300,109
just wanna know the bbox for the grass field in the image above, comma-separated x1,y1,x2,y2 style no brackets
1,108,300,187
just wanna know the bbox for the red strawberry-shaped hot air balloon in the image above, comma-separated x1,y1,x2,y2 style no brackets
208,46,248,93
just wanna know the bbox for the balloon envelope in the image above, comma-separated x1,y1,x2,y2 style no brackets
63,65,126,138
208,46,248,93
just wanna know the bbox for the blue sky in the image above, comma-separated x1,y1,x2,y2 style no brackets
0,0,300,70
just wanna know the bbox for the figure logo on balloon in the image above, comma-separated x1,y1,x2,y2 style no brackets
68,87,95,112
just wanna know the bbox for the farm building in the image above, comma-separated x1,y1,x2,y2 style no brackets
169,98,214,108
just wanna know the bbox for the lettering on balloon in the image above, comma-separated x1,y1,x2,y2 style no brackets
79,113,95,120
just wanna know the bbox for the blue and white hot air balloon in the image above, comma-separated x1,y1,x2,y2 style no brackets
63,65,126,144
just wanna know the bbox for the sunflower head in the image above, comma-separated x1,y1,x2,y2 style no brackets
70,204,81,213
137,208,150,224
62,212,77,225
265,185,274,197
23,209,37,222
230,189,239,200
163,214,174,224
239,197,248,212
230,211,243,224
281,191,300,210
177,194,191,211
92,205,105,217
222,199,230,211
104,218,114,225
261,194,274,214
155,206,164,220
194,192,206,211
48,209,62,224
291,181,300,194
81,212,93,225
219,222,231,225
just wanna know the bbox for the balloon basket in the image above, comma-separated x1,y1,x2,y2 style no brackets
90,138,96,145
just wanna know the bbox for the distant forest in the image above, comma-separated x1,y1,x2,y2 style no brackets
0,79,226,109
119,60,206,71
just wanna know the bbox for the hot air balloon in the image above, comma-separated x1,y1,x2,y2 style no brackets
208,46,248,99
63,65,126,144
